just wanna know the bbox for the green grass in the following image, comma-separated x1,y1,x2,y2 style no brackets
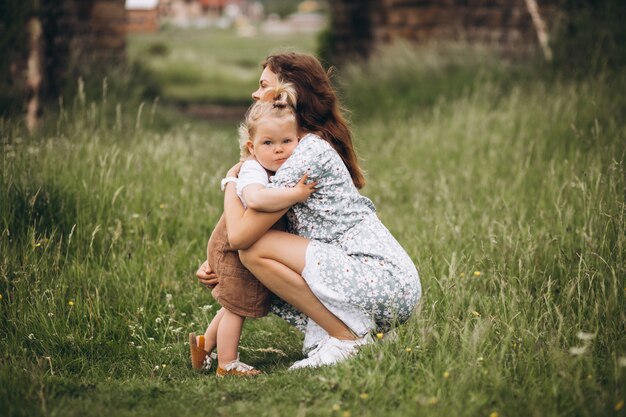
127,27,317,105
1,39,626,416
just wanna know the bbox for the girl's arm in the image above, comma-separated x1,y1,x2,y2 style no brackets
223,181,287,249
242,175,316,212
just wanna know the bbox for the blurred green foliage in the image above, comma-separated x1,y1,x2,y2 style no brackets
553,0,626,74
258,0,304,18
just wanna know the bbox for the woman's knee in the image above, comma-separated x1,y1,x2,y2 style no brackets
238,231,274,268
238,244,261,269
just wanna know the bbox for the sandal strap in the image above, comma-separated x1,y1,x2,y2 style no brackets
201,352,217,370
224,359,256,372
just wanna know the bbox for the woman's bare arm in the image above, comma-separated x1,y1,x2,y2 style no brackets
223,181,287,249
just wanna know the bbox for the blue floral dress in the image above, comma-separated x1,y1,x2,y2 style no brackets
268,134,422,351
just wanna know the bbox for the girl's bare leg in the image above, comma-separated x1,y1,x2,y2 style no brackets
239,230,355,340
216,309,245,367
202,307,225,352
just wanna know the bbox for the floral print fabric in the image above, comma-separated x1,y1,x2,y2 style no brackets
268,134,422,352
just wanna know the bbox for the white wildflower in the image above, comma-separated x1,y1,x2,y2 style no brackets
576,331,596,341
165,293,173,302
155,317,162,324
569,345,587,355
28,333,35,340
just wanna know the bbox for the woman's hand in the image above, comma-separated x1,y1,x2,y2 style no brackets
196,260,218,288
226,161,244,179
293,174,318,203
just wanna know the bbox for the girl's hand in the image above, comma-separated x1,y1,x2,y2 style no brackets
293,174,317,202
196,260,218,288
226,162,244,178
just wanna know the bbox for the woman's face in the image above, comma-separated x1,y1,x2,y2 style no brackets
252,67,278,101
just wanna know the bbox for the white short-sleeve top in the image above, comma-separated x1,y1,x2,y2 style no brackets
236,160,269,208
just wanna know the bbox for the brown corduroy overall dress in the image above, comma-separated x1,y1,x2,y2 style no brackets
207,214,271,318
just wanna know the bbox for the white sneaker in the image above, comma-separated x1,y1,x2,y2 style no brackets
289,334,373,370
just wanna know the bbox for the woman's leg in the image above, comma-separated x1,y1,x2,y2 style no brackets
239,230,355,340
216,309,245,367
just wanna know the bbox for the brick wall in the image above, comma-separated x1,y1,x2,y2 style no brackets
330,0,560,60
127,9,159,33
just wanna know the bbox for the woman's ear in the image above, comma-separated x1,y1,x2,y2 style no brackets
246,140,255,156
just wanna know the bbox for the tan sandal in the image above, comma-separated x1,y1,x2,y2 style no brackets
216,355,262,377
189,332,215,371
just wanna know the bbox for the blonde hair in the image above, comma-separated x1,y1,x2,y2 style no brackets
238,82,298,158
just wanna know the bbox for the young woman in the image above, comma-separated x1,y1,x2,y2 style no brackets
197,53,421,369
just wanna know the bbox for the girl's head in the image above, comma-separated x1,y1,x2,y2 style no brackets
239,82,299,173
252,52,366,189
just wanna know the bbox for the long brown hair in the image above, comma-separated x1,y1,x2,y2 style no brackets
263,53,366,189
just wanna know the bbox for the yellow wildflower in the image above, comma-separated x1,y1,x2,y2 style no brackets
489,412,499,417
359,393,369,400
342,412,351,417
68,300,75,306
405,347,412,352
162,364,167,368
472,311,481,317
473,271,481,277
428,397,438,406
159,203,165,209
376,332,384,340
443,371,450,379
616,400,624,411
332,404,340,411
0,294,3,300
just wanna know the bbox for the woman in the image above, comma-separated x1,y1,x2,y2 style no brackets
198,53,421,369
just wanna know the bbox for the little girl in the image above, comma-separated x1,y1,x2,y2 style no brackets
189,83,316,376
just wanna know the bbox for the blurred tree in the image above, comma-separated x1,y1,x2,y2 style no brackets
553,0,626,73
0,0,126,129
0,0,34,117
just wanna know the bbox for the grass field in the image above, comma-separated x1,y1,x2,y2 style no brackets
1,29,625,417
127,27,317,105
